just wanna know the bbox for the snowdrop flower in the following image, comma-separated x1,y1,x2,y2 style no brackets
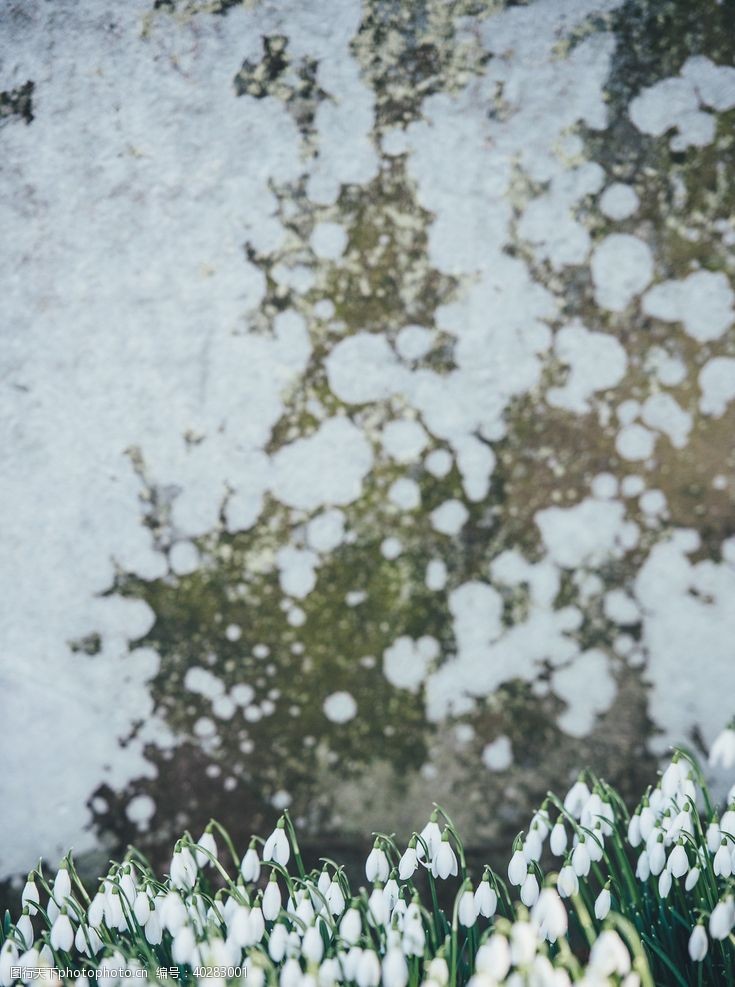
685,866,700,891
133,890,151,925
50,910,74,952
563,779,591,818
263,820,291,866
145,908,162,945
508,847,527,886
366,840,390,883
319,957,341,987
510,921,537,967
382,947,408,987
595,886,611,920
476,934,511,980
668,842,689,878
639,802,656,841
532,888,567,943
709,897,735,940
572,839,591,878
170,844,197,890
648,837,666,876
427,958,449,986
550,821,567,856
280,957,302,987
689,924,708,962
339,906,362,945
195,828,218,868
627,811,642,848
241,843,261,883
383,875,400,913
524,828,543,863
714,841,732,878
263,874,282,921
706,819,721,853
302,924,325,964
589,931,631,977
368,885,389,926
658,868,672,899
296,892,316,926
520,870,539,907
15,911,33,951
21,877,39,917
0,941,19,987
160,891,188,934
17,946,40,983
531,809,551,841
721,805,735,839
172,925,198,966
326,878,346,916
661,756,684,797
417,813,442,862
557,864,578,899
402,904,425,957
710,725,735,769
356,949,381,987
249,905,265,943
635,851,650,882
432,832,458,880
474,874,497,918
398,840,418,879
268,922,289,963
458,882,477,927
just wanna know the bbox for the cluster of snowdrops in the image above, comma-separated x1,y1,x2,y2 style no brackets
3,723,735,987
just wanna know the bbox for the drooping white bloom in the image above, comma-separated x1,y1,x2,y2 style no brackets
589,930,631,976
550,821,567,857
689,924,708,962
557,865,579,899
302,924,325,964
160,891,188,934
0,941,19,987
639,803,656,841
170,845,197,890
326,879,346,917
339,907,362,945
474,876,497,918
510,921,537,967
263,822,291,866
572,840,591,878
458,886,477,927
241,846,261,883
635,850,650,882
356,949,381,987
524,829,543,863
427,957,449,986
280,957,302,987
249,906,265,943
417,816,442,862
685,866,701,891
383,877,400,913
520,871,539,907
476,934,511,980
709,897,735,940
706,819,721,853
432,834,458,880
668,843,689,878
627,812,642,848
21,878,39,917
172,925,198,966
595,887,611,920
368,886,389,926
398,844,418,880
649,839,666,876
531,888,567,943
133,891,151,926
714,842,732,878
195,829,218,868
710,727,735,769
658,868,672,899
145,909,162,945
382,947,408,987
365,843,390,883
50,911,74,952
563,780,591,818
268,922,288,962
508,848,527,886
16,912,33,951
263,875,282,921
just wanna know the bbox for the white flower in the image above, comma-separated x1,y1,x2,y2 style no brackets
53,866,72,907
668,843,688,878
594,888,611,921
432,834,458,879
133,891,151,926
0,941,19,987
639,804,656,841
382,948,408,987
649,839,666,876
241,846,261,883
171,926,198,966
557,865,578,899
195,830,218,868
661,758,684,796
268,923,288,962
170,845,197,889
50,912,74,952
710,727,735,769
510,921,537,967
589,930,631,976
476,935,511,980
249,906,265,943
520,871,539,907
707,820,722,853
365,843,390,883
160,891,187,934
689,924,708,962
627,812,642,848
263,822,291,866
458,886,477,927
326,879,346,917
508,848,527,887
15,912,32,951
398,844,418,880
524,830,543,863
550,822,567,857
368,887,389,926
263,876,282,921
685,866,700,891
635,851,650,882
383,877,400,913
427,958,449,986
145,909,162,945
658,868,672,899
563,780,591,819
531,888,567,943
280,958,302,987
402,907,425,957
710,897,735,940
572,840,591,878
21,879,39,917
356,949,381,987
474,877,497,918
714,842,732,878
339,907,362,945
417,816,442,862
302,924,325,964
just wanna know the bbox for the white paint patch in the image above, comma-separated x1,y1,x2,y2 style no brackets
431,500,469,536
536,499,638,568
599,182,639,220
644,346,687,387
381,420,430,463
323,691,357,724
640,393,692,449
424,449,453,478
388,477,421,510
481,736,513,771
306,509,346,553
326,332,404,404
642,270,734,342
699,357,735,416
590,234,654,312
616,423,656,461
310,222,348,260
383,636,439,693
547,322,627,413
169,541,201,576
276,547,319,599
396,325,435,361
552,649,617,737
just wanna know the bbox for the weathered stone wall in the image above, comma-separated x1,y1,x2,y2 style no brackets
1,0,734,893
